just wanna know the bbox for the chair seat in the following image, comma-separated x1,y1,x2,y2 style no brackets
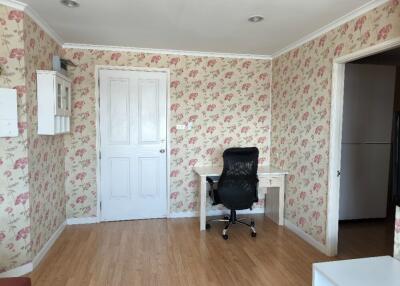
0,278,31,286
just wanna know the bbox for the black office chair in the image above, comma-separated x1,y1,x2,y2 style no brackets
206,147,259,240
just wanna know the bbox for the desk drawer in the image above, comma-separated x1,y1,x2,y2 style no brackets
259,175,281,187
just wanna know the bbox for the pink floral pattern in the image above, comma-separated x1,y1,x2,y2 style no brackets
395,207,400,259
271,1,400,244
1,0,400,273
62,50,272,217
0,5,65,272
24,15,65,257
0,5,31,272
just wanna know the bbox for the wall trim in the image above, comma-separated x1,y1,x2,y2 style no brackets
0,0,64,46
0,263,33,278
32,221,66,268
24,5,63,45
284,219,328,255
66,217,99,225
326,36,400,257
0,221,66,277
1,0,389,59
168,208,265,218
0,0,25,10
272,0,390,57
63,43,273,60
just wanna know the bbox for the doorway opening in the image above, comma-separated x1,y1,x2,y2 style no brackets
327,38,400,257
337,53,400,258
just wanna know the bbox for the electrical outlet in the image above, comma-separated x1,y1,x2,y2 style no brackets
176,124,186,130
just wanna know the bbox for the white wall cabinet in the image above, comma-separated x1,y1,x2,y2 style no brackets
37,70,71,135
0,88,18,137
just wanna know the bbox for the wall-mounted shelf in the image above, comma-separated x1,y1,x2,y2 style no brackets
37,70,71,135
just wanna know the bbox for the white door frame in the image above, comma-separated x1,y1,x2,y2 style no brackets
327,37,400,256
95,65,171,221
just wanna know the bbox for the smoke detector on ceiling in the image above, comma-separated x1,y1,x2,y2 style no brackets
61,0,80,8
248,15,264,23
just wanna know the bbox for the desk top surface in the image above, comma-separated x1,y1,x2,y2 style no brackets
194,165,287,176
313,256,400,286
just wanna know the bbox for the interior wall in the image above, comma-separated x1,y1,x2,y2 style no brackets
395,206,400,259
61,49,272,218
0,5,31,272
24,15,66,257
0,5,66,273
271,0,400,245
340,64,396,220
395,68,400,259
1,1,399,275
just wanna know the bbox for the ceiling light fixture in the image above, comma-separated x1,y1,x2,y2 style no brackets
61,0,80,8
248,15,264,23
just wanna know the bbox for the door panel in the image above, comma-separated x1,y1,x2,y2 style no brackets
138,79,160,144
109,157,131,198
138,157,160,197
100,69,167,221
108,79,130,144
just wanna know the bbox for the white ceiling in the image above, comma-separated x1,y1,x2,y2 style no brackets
19,0,376,56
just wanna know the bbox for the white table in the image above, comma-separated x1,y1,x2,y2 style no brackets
313,256,400,286
194,165,287,230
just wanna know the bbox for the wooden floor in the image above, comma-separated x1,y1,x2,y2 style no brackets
29,215,394,286
337,219,394,259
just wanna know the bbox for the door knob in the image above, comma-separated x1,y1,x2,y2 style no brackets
160,149,165,153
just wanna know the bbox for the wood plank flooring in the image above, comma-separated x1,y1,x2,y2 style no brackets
338,219,394,259
29,215,394,286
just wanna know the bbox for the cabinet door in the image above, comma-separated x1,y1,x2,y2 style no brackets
55,77,64,116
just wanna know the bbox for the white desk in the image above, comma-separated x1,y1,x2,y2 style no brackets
313,256,400,286
194,165,287,231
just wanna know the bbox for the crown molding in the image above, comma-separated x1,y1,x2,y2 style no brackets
0,0,64,46
272,0,390,58
0,0,391,60
0,0,26,10
62,43,273,60
24,4,64,45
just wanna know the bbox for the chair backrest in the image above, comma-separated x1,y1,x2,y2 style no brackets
217,147,259,210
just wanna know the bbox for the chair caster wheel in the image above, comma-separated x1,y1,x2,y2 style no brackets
222,234,229,240
251,232,257,238
250,221,255,227
206,223,211,230
224,215,229,220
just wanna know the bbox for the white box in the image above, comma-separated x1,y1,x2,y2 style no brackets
0,88,18,137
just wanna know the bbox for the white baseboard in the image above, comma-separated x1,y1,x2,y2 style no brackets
284,219,328,255
32,221,66,268
0,221,67,277
0,262,33,278
169,208,264,218
67,217,99,225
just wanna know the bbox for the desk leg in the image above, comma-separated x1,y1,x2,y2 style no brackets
200,176,207,231
278,175,285,226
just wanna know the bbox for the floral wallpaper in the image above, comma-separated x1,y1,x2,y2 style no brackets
0,5,31,273
271,0,400,244
24,15,65,257
0,5,66,273
61,49,271,217
395,207,400,259
1,0,400,274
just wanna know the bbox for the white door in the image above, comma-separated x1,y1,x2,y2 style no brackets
99,69,167,221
